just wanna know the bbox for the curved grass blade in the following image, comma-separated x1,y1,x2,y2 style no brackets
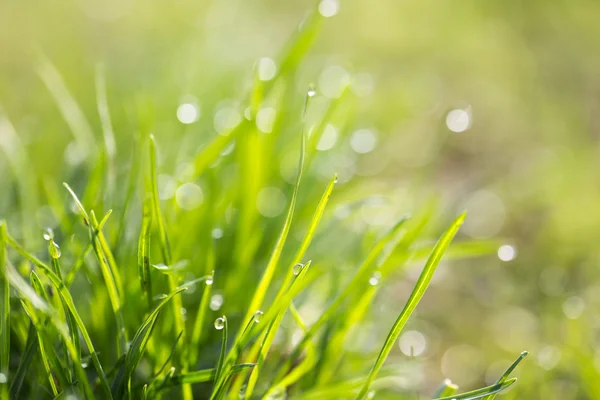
433,379,459,398
48,237,81,378
243,261,312,399
481,351,528,400
111,286,187,398
0,222,9,394
29,271,68,395
275,215,410,382
8,323,36,399
65,188,127,355
19,294,95,399
434,378,517,400
239,90,310,334
5,230,111,399
355,212,467,399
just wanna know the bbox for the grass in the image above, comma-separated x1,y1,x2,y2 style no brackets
0,3,527,400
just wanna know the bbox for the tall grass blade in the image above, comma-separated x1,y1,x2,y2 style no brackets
148,134,190,398
138,196,153,311
355,212,467,399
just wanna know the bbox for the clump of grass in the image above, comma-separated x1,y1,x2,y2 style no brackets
0,3,526,400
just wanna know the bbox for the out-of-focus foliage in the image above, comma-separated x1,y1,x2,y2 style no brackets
1,0,599,398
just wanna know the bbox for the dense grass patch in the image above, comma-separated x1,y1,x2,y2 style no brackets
0,4,527,400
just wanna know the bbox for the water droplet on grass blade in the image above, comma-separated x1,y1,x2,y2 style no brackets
307,85,316,97
253,310,264,323
43,227,54,240
206,275,214,285
214,317,225,330
293,263,304,275
49,241,61,259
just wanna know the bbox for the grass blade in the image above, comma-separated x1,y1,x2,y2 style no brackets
243,261,312,398
16,271,96,399
434,378,517,400
148,135,190,398
210,315,228,399
64,183,126,355
433,379,459,398
355,212,467,399
29,271,67,396
240,89,311,338
112,286,187,398
6,229,111,399
481,351,528,400
138,195,153,311
190,272,213,365
8,323,36,399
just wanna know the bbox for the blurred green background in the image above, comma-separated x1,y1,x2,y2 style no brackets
2,0,600,398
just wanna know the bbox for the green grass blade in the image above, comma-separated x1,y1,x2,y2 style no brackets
211,315,228,399
29,271,67,395
433,379,459,398
276,216,410,382
17,277,96,399
148,134,190,398
6,230,111,399
138,195,153,311
481,351,528,400
64,184,126,355
190,273,213,365
148,135,172,265
240,89,311,338
355,212,467,399
434,378,517,400
120,287,187,397
0,222,9,395
8,323,35,399
47,236,81,380
243,261,312,399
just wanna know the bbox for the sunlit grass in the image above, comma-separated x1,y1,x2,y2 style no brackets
0,4,528,400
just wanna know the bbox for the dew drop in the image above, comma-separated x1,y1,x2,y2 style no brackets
293,263,304,276
214,317,225,330
49,242,61,259
206,276,214,286
43,228,54,241
307,85,317,97
253,310,264,323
